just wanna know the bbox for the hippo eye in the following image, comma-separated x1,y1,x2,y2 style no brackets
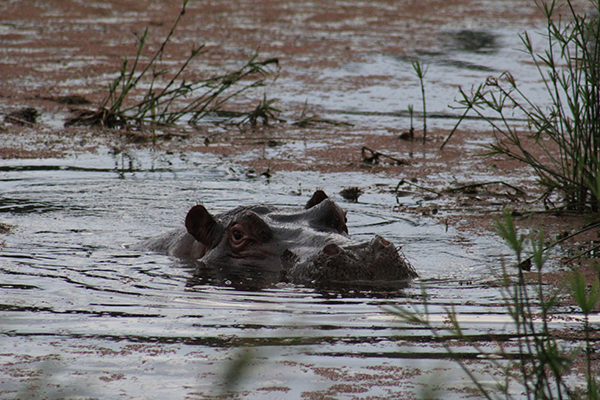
228,224,249,251
232,229,244,241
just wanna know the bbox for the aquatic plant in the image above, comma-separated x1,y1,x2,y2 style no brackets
400,104,416,141
412,60,428,143
293,99,353,127
0,222,15,235
66,0,279,128
445,0,600,214
237,94,282,126
387,209,600,399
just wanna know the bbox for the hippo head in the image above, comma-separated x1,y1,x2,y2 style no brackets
183,190,417,289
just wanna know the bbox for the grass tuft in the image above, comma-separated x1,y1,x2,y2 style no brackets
66,0,279,129
412,61,428,143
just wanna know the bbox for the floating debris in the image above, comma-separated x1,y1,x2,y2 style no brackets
340,187,363,202
4,107,38,125
44,94,92,105
0,222,15,234
398,127,414,141
361,146,408,166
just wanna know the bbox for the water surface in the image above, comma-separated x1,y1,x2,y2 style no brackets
1,149,565,399
0,2,589,397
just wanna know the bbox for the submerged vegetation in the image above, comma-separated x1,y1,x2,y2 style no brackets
66,0,279,129
447,0,600,215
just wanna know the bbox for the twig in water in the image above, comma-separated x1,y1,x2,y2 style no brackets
394,179,443,197
361,146,408,165
444,181,526,197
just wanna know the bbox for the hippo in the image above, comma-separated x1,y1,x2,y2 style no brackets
142,190,417,290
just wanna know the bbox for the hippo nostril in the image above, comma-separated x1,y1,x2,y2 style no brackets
323,243,342,256
370,235,394,252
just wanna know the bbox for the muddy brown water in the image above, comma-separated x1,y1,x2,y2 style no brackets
1,0,597,399
0,150,588,399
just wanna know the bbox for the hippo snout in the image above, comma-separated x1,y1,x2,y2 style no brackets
288,234,417,287
319,236,393,261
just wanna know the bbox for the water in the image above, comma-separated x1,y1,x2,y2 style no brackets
0,1,593,397
270,25,552,132
1,148,584,399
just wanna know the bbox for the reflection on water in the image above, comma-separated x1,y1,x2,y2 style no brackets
439,29,499,54
277,25,550,131
184,259,285,291
0,149,559,399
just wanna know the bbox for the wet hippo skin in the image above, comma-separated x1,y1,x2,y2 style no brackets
142,190,417,289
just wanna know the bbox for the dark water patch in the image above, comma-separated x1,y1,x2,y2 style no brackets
0,304,54,313
1,252,36,260
1,267,147,296
433,57,497,72
0,304,161,318
1,327,520,351
312,349,516,361
328,107,524,122
0,165,116,173
0,197,80,214
439,29,499,54
111,253,142,258
399,51,497,73
0,283,39,290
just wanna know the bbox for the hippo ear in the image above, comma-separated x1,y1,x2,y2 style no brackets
305,190,329,209
185,205,220,247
